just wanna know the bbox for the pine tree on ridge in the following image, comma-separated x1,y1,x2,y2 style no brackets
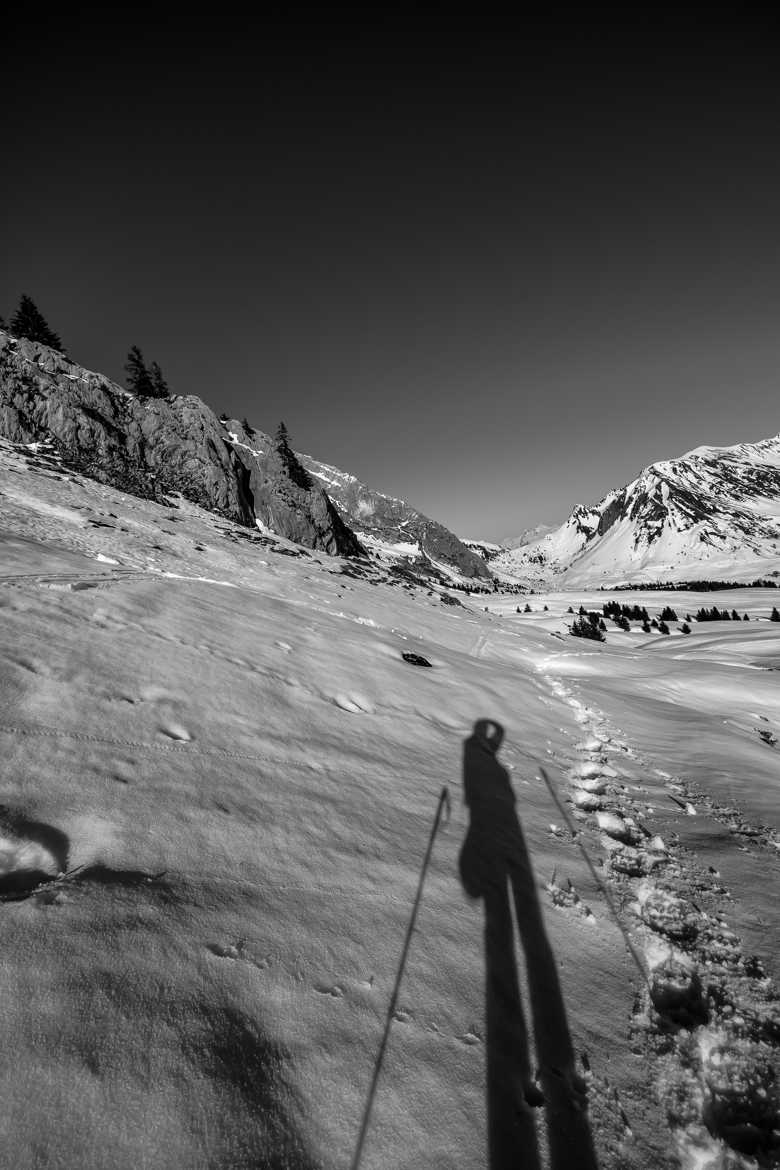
9,295,64,351
125,346,154,396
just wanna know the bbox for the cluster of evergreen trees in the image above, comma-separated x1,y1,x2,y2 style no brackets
2,295,64,351
606,579,778,591
570,611,606,641
124,346,170,398
2,295,175,401
603,600,651,623
694,606,751,622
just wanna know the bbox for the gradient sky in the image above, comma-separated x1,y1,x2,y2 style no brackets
4,12,780,541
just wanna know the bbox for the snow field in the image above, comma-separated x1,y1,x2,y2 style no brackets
0,440,777,1168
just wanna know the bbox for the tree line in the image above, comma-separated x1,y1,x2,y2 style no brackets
2,294,172,399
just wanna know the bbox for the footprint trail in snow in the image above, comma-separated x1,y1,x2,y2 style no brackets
540,671,780,1170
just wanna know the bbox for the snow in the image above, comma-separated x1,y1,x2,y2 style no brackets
0,440,778,1169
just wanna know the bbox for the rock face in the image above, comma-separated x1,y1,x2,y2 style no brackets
226,429,364,557
493,433,780,586
293,452,493,581
0,331,362,556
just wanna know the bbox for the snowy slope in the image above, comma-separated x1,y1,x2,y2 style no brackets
494,433,780,587
0,437,778,1170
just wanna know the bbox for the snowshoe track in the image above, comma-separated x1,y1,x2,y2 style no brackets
540,672,780,1169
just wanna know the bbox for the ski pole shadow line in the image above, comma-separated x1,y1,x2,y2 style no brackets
459,720,599,1170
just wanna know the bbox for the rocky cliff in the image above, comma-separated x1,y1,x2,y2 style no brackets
0,331,362,557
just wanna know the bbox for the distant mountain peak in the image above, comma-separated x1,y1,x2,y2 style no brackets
493,431,780,586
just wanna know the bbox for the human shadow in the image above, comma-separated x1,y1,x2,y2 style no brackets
459,721,598,1170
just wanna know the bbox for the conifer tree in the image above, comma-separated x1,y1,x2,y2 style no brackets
149,360,169,398
125,346,153,396
9,295,64,350
275,420,290,450
771,607,780,623
274,421,312,488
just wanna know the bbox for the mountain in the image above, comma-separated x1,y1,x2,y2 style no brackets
499,523,557,550
492,433,780,586
0,330,363,557
292,450,493,582
0,328,489,578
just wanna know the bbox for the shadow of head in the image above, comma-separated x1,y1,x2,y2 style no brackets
472,719,505,754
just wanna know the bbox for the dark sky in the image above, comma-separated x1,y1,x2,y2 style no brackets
4,11,780,540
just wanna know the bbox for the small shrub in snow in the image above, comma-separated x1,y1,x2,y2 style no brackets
771,607,780,622
658,620,670,635
680,622,691,634
524,603,532,613
660,606,678,622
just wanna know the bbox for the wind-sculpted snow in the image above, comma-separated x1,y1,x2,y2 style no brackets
494,432,780,587
0,441,777,1168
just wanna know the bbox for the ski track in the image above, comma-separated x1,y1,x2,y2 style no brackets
538,668,780,1169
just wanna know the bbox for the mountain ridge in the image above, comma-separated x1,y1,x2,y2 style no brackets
0,329,489,579
492,431,780,586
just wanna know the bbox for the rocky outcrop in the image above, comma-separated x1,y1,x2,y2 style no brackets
0,331,363,556
239,438,365,558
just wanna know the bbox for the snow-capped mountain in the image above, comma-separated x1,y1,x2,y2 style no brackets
499,523,558,550
493,433,780,586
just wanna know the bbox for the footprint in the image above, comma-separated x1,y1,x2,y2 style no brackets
572,790,602,811
208,943,240,960
159,722,193,742
596,811,642,845
140,684,187,704
314,983,344,998
332,693,375,715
